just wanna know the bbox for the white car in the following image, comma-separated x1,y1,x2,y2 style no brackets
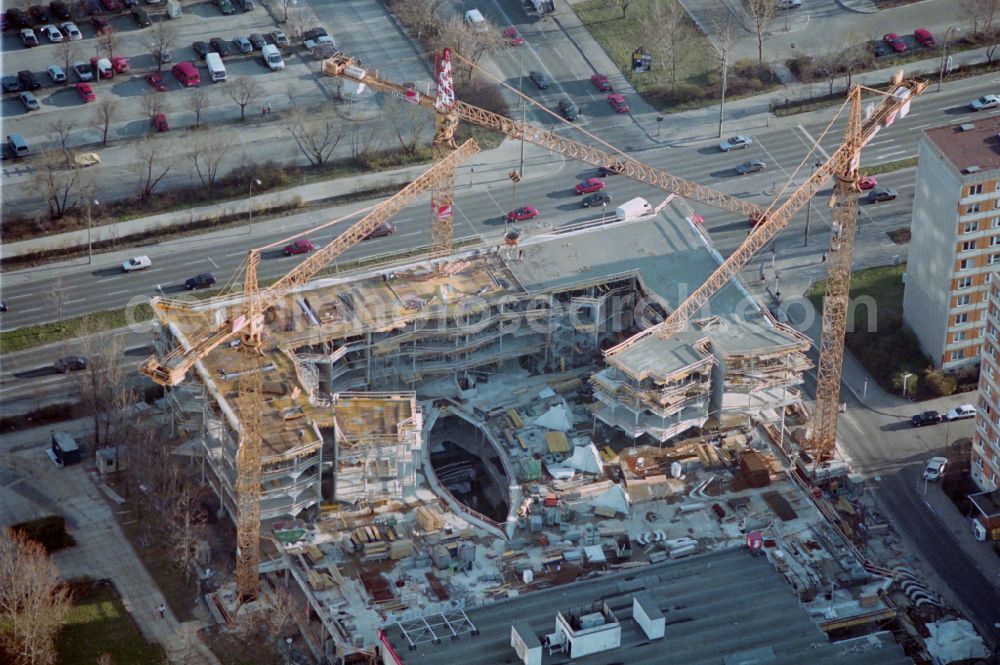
61,22,83,41
944,404,976,421
47,65,67,83
122,255,152,272
777,0,802,7
923,456,947,481
40,24,64,42
970,94,1000,111
719,135,754,152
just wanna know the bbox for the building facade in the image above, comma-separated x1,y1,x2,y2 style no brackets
903,120,1000,369
973,278,1000,491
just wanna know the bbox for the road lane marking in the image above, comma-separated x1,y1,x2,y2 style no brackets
796,124,830,161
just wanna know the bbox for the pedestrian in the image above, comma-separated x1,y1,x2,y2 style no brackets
266,103,272,114
518,249,524,260
158,604,165,619
821,252,826,263
261,106,266,118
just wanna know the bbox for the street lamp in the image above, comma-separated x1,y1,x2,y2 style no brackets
901,372,914,398
87,198,99,264
248,178,262,234
602,201,607,223
285,637,293,665
937,26,959,92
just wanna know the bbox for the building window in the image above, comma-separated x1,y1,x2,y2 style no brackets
965,221,980,233
971,184,984,196
969,204,982,214
960,258,975,270
957,294,971,306
993,216,1000,228
991,253,1000,265
959,277,974,289
956,330,967,341
957,312,969,324
954,349,966,360
992,236,1000,247
963,240,977,251
987,383,993,397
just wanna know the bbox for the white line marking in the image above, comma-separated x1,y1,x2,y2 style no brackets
797,125,830,161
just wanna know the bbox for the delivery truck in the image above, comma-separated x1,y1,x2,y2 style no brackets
614,197,652,222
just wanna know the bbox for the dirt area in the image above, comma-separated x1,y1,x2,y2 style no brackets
887,228,910,244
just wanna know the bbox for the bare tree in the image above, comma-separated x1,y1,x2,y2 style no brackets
637,0,688,90
48,118,75,158
33,153,81,219
97,31,121,60
433,18,505,84
382,101,433,156
265,584,297,639
188,137,230,186
48,278,70,332
228,76,261,122
961,0,1000,38
710,2,737,137
77,318,136,447
615,0,631,18
387,0,446,40
287,112,347,166
91,99,118,146
277,0,295,22
164,468,206,582
836,31,873,89
745,0,778,65
97,654,114,665
146,22,177,72
135,140,172,201
185,88,210,128
988,33,1000,62
55,41,79,83
140,90,167,123
284,5,307,42
0,529,72,665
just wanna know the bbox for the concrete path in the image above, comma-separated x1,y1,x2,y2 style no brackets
0,431,220,665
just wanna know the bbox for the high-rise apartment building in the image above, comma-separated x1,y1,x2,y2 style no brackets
903,119,1000,369
972,278,1000,491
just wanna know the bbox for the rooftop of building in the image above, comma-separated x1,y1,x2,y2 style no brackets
924,117,1000,175
378,547,912,665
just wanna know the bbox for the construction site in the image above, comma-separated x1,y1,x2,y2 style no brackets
134,51,993,665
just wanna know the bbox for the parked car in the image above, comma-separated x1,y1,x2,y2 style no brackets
914,28,935,47
192,40,211,59
270,29,289,47
301,26,327,42
47,65,66,83
40,23,63,42
99,0,121,10
146,71,166,90
90,16,111,34
49,0,71,18
607,93,629,113
234,35,252,53
248,33,266,50
503,26,524,46
54,355,88,372
923,456,947,481
75,81,95,101
590,73,612,91
151,112,169,131
867,186,897,203
131,7,150,25
216,0,235,13
529,70,549,89
857,175,877,190
2,76,21,93
970,94,1000,111
598,161,626,177
574,178,605,194
5,8,30,29
506,206,539,222
283,239,315,255
364,222,396,239
110,55,129,73
736,159,766,175
21,28,39,47
582,192,612,207
558,98,579,121
72,61,93,81
719,135,753,152
883,33,906,53
28,4,51,22
944,404,976,421
60,21,82,40
90,56,113,78
121,255,151,272
123,0,138,5
776,0,801,7
18,70,41,90
238,0,254,10
209,37,231,57
911,411,941,427
185,273,216,290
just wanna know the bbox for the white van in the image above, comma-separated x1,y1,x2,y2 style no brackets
262,44,285,70
464,8,487,33
614,197,652,222
205,52,227,82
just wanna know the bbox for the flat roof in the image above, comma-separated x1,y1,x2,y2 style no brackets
380,548,912,665
924,118,1000,175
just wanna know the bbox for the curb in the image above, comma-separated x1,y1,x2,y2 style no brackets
832,0,879,15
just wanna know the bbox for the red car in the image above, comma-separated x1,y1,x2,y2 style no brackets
503,27,524,46
90,16,110,34
99,0,120,10
111,55,129,74
75,82,95,102
914,28,935,47
506,205,539,222
146,72,166,91
591,73,612,92
883,33,906,53
152,113,169,132
574,178,605,195
283,239,315,255
857,175,877,190
607,93,629,113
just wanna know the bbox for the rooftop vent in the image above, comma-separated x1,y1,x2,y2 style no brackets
964,166,981,174
959,123,976,131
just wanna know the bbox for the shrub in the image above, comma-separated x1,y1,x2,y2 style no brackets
10,516,76,553
890,369,918,396
787,56,815,80
924,370,957,397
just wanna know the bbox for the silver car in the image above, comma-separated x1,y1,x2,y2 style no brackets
19,91,40,111
72,61,94,82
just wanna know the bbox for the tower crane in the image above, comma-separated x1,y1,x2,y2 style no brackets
141,140,480,600
321,53,926,465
